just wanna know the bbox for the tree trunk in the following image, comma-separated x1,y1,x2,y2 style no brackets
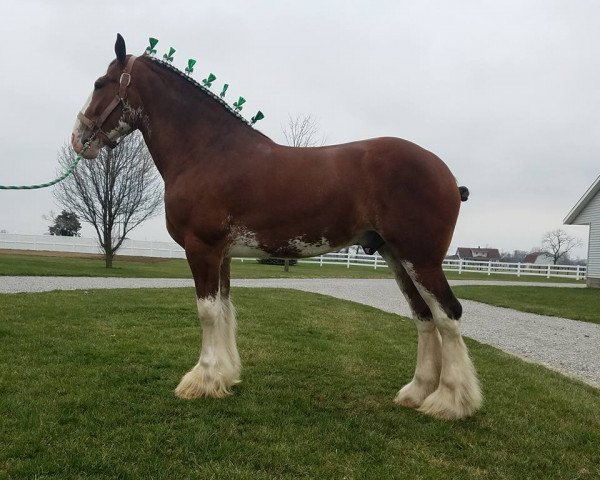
104,233,114,268
105,251,114,268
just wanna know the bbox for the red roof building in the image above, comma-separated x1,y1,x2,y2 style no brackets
455,247,501,262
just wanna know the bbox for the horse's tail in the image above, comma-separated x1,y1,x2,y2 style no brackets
459,186,469,202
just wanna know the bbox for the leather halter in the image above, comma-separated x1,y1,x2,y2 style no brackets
77,55,137,148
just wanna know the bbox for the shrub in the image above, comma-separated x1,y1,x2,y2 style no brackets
256,258,298,266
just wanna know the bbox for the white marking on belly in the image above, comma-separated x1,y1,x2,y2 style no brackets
228,228,270,258
227,229,333,259
288,236,332,257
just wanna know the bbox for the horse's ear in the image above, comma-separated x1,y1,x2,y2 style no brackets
115,33,126,65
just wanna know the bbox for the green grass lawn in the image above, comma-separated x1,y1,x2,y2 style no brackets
0,252,583,283
1,288,598,479
453,286,600,324
0,252,395,278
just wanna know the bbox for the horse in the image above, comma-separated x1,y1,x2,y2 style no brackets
71,34,482,420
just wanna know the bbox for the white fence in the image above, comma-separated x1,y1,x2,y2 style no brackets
440,258,586,280
285,252,586,280
0,233,587,280
0,233,187,259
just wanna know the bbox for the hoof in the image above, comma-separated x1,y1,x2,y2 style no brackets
394,379,437,409
418,382,482,420
175,366,240,399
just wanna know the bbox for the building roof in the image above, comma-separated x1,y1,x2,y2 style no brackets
564,175,600,224
456,247,501,261
523,251,551,263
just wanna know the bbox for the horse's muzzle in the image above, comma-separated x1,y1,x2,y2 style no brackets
71,134,100,160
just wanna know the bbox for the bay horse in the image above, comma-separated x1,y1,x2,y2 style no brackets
71,34,482,420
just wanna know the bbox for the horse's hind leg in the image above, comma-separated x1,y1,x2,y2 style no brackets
403,262,482,420
379,246,442,409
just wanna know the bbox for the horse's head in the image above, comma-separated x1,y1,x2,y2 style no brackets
72,34,140,159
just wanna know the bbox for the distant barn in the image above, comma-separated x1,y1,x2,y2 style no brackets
453,247,501,262
523,251,554,265
564,175,600,288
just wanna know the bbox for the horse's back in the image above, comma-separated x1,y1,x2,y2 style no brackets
278,136,460,209
276,136,456,185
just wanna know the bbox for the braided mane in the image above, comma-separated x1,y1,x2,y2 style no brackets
144,55,267,136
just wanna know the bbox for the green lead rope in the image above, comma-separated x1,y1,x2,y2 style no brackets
0,144,89,190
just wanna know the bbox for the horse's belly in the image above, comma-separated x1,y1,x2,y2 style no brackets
285,237,335,258
228,243,271,258
227,230,335,259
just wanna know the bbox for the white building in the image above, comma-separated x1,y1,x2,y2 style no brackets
523,252,554,265
564,175,600,288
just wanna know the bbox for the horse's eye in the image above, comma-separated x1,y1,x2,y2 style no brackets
94,81,102,90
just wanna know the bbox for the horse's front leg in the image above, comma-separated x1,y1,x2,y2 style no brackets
219,257,241,378
175,243,241,399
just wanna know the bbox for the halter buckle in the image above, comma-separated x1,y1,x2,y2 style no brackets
120,72,131,88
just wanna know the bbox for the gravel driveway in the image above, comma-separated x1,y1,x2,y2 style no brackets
1,276,597,388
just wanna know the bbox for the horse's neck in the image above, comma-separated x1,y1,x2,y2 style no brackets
136,61,267,182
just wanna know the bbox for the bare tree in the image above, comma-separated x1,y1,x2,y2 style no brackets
282,114,326,147
54,133,163,267
541,229,583,265
279,114,325,272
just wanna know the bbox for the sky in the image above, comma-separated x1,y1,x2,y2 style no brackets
0,0,598,259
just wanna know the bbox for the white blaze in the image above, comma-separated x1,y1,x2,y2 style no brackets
72,91,93,142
